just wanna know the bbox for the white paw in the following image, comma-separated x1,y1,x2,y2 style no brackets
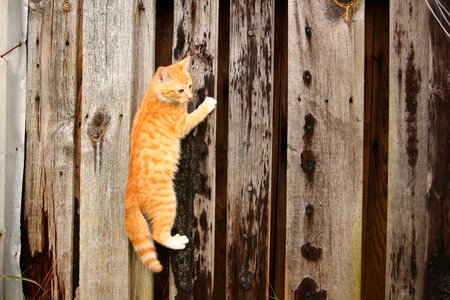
164,234,189,250
204,97,217,113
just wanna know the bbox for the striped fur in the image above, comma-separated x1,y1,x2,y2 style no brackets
124,57,216,272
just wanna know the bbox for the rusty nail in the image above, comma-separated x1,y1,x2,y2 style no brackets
240,271,254,290
242,234,247,239
306,160,315,171
305,204,314,217
62,0,71,12
248,30,254,37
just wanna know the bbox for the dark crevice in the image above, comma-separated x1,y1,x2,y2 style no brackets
362,0,389,299
213,0,230,298
153,1,174,298
72,0,83,296
270,0,288,298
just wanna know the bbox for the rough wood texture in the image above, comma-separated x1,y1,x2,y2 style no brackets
362,0,389,299
130,1,155,299
227,1,273,298
170,0,217,298
386,0,430,298
79,0,133,297
128,0,156,299
425,4,450,298
285,1,364,299
23,0,80,298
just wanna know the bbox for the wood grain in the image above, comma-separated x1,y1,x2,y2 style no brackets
130,1,156,299
23,0,80,298
285,1,364,299
386,0,430,298
170,0,217,298
227,0,273,298
79,0,133,298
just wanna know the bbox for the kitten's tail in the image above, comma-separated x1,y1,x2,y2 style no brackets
125,207,163,273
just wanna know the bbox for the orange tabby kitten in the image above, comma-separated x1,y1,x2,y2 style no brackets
124,56,216,272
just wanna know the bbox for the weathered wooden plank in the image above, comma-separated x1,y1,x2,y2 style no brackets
226,0,273,298
425,4,450,298
362,0,389,299
0,3,5,294
23,0,79,298
170,0,217,298
386,0,430,298
1,1,27,298
285,1,364,299
79,0,133,298
130,1,156,299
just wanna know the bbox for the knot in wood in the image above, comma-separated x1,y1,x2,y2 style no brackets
248,30,254,37
295,277,327,300
239,271,254,290
301,242,323,261
87,109,110,143
62,0,71,12
29,0,51,12
138,0,145,10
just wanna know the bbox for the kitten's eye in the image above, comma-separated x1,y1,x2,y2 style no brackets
189,84,192,90
178,89,184,93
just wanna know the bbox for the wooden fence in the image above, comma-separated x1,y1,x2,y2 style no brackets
2,0,448,299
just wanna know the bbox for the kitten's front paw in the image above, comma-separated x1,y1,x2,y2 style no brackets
204,97,217,113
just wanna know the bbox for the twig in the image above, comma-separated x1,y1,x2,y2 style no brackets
0,42,22,58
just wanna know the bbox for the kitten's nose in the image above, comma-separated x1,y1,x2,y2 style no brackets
187,94,193,101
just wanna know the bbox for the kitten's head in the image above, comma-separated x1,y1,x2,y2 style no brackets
154,56,193,104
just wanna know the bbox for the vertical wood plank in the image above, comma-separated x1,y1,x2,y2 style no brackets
130,1,156,299
79,0,133,297
425,4,450,298
1,0,27,298
23,0,80,298
170,0,218,298
362,0,389,298
285,1,364,299
227,0,273,298
386,0,430,298
0,2,6,293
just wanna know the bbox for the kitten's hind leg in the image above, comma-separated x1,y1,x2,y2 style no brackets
125,207,163,272
144,190,189,250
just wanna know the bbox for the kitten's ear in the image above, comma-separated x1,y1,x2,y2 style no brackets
157,67,172,83
178,56,190,71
